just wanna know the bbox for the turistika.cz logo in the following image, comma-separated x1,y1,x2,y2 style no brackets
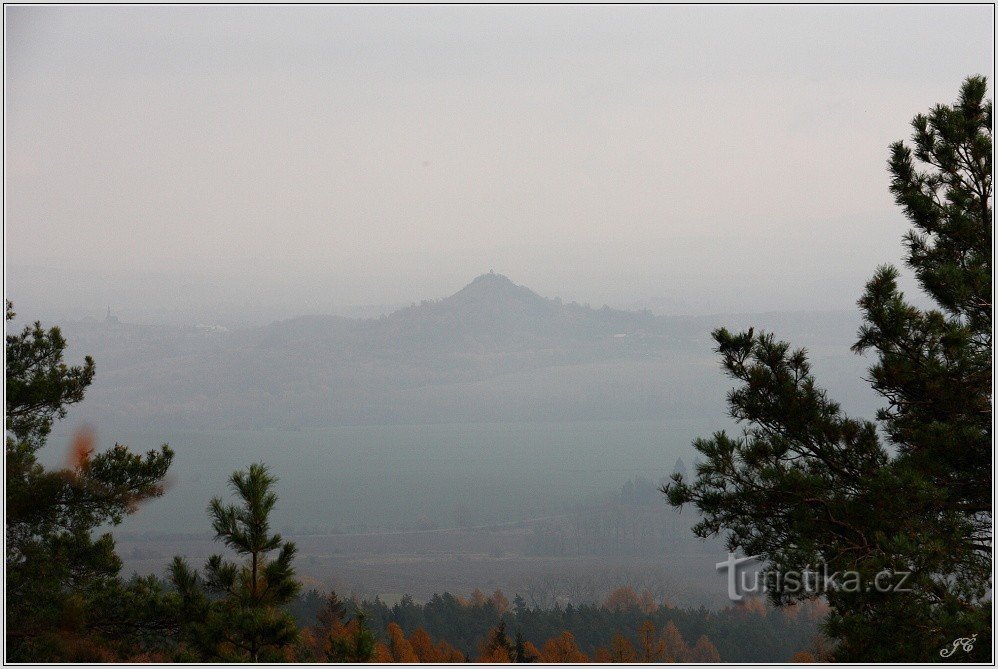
715,554,914,602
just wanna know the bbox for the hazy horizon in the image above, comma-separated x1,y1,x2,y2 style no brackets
5,5,994,325
4,10,992,660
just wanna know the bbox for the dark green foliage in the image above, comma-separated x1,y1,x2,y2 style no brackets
330,591,819,661
5,302,174,660
665,77,992,661
327,611,376,662
170,463,301,661
315,590,346,631
484,619,514,659
5,301,94,449
513,629,537,662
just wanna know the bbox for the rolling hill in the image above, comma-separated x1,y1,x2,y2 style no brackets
45,273,873,430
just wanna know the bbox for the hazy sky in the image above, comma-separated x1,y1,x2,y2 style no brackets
5,5,994,324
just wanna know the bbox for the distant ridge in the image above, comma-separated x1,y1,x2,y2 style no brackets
56,275,871,431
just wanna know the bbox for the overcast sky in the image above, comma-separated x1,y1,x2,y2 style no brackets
5,5,994,324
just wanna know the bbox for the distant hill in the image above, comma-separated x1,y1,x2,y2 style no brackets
45,274,875,430
244,273,664,352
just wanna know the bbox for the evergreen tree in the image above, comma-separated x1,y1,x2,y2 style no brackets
315,591,346,632
480,619,514,661
513,593,528,617
170,463,300,661
5,302,174,660
665,77,992,661
327,610,376,662
513,629,537,663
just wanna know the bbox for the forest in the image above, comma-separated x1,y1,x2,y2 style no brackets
287,587,827,662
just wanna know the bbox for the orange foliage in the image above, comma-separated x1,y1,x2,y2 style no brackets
372,642,393,662
521,640,542,663
478,646,510,662
604,586,641,612
408,628,440,663
436,641,465,662
638,620,665,662
595,632,637,662
317,615,360,661
604,586,663,614
742,595,768,617
806,634,835,662
540,631,588,662
489,588,510,614
477,623,512,662
690,634,721,662
361,624,465,663
66,425,96,470
793,650,817,662
386,622,419,662
661,621,690,662
63,426,173,512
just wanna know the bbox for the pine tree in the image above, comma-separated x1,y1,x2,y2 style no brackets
513,629,537,663
170,463,300,661
480,619,513,661
326,611,376,662
665,77,992,661
5,302,174,660
315,591,346,632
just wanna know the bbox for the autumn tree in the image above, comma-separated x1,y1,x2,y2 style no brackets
386,622,419,662
539,631,588,662
598,632,637,662
327,611,376,662
665,77,992,661
298,591,348,661
170,463,300,661
513,629,538,663
479,620,513,662
408,627,440,662
489,588,510,614
661,620,690,662
804,634,835,662
5,302,174,660
372,640,393,662
637,619,665,662
690,634,721,662
603,586,640,612
315,591,346,633
438,639,467,662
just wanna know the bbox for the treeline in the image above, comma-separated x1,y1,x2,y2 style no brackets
287,586,826,662
3,298,822,662
525,476,717,558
